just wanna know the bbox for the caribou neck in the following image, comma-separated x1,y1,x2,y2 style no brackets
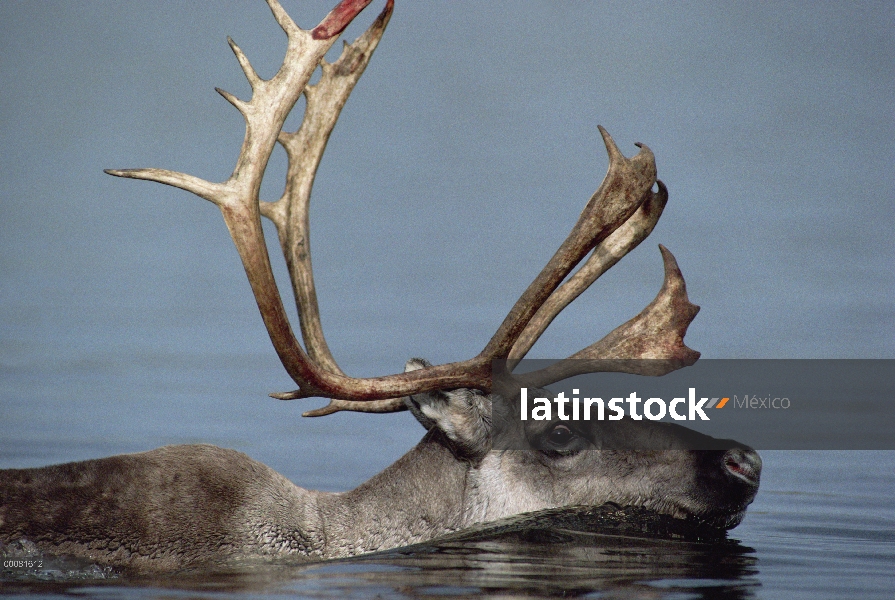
314,430,469,558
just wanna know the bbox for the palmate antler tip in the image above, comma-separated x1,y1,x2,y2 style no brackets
381,0,395,19
657,244,682,275
596,126,627,163
657,244,701,321
373,0,395,32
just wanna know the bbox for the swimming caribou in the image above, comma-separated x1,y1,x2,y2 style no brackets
0,0,760,570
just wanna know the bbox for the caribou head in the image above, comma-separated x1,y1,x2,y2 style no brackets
0,0,760,571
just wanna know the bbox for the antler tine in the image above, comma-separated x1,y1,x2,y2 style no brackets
299,397,406,418
507,180,668,364
227,37,263,91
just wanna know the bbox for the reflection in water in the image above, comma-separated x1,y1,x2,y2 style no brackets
2,506,759,598
338,528,758,597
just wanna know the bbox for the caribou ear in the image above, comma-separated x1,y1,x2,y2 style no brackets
404,358,492,461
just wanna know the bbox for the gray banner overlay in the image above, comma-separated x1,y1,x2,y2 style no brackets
491,360,894,450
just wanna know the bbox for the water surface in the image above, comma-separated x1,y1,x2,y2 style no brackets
1,350,893,598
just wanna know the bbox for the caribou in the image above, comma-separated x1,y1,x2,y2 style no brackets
0,0,760,571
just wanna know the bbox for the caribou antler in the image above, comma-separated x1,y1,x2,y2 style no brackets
107,0,699,413
509,244,701,391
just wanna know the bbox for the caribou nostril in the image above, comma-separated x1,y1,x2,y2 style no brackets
723,447,762,485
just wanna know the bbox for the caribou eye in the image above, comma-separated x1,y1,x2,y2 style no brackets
531,423,586,457
548,424,574,446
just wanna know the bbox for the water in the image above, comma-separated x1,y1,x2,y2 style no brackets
1,349,894,598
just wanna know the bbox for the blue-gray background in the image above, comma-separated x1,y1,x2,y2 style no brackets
1,2,893,487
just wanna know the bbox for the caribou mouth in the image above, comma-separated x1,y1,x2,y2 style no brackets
620,490,757,531
574,503,746,538
691,508,748,530
648,504,750,532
